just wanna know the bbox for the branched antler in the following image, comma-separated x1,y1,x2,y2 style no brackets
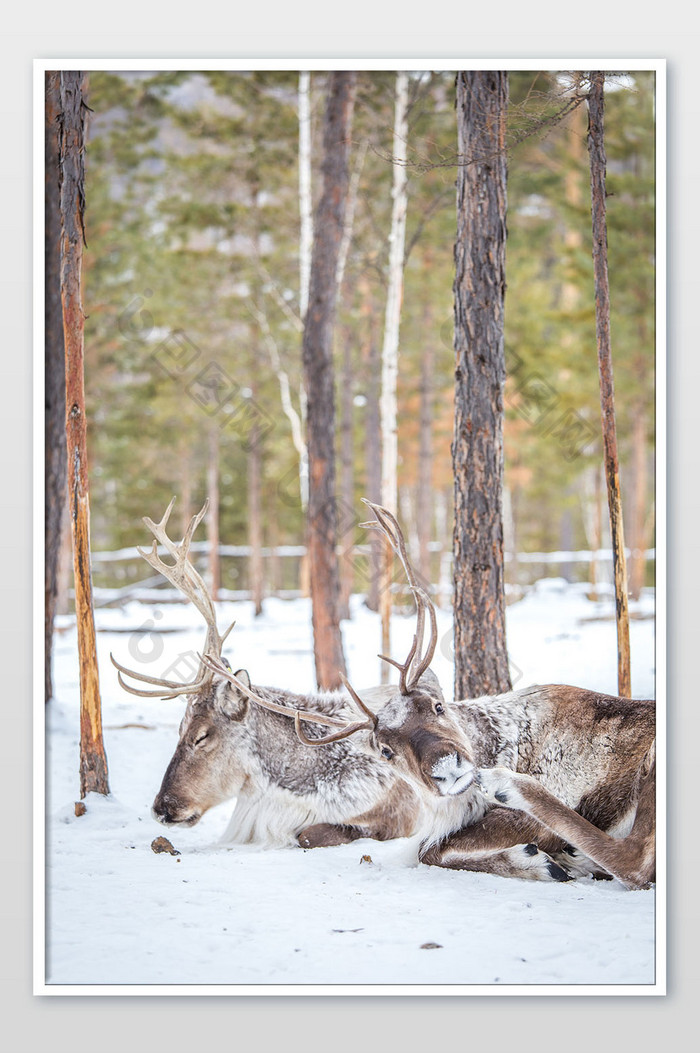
110,498,235,699
199,653,378,744
360,499,438,692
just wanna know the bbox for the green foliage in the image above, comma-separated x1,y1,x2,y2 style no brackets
80,69,656,588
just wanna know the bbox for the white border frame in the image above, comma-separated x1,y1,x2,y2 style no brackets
33,57,667,997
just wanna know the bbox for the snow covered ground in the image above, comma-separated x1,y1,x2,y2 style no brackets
42,581,660,992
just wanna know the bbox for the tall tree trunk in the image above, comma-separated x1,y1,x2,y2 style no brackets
587,71,631,697
335,143,366,621
338,326,355,620
417,292,434,584
206,423,220,602
248,386,264,617
301,71,356,689
453,70,512,700
59,71,109,798
361,274,382,613
298,71,313,324
379,71,409,682
628,404,649,601
45,71,68,703
248,224,266,618
294,69,312,519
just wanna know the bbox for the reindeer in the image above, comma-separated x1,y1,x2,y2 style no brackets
204,501,656,888
111,499,419,848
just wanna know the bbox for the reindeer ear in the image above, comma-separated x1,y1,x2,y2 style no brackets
218,668,251,720
416,668,444,698
233,668,251,691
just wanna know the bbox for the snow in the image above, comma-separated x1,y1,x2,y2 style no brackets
43,583,659,992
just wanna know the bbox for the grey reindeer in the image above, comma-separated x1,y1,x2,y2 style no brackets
111,499,420,848
205,501,655,889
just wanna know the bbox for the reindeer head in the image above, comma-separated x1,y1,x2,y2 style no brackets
110,499,257,825
112,499,372,826
202,500,478,803
340,502,477,799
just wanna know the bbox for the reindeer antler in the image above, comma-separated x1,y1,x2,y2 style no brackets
111,498,235,699
198,653,378,744
248,499,439,752
360,499,438,693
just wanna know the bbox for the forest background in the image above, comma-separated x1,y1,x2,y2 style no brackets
47,69,655,620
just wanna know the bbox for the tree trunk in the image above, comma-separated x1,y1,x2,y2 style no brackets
379,71,409,682
360,273,382,612
247,390,264,617
59,71,109,798
587,71,632,697
247,240,266,618
453,71,512,700
298,71,313,323
417,295,434,584
301,71,356,689
45,71,68,703
338,326,355,620
206,423,220,602
628,405,648,600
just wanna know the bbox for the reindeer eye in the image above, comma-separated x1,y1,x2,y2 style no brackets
193,732,209,747
434,703,444,715
380,746,394,761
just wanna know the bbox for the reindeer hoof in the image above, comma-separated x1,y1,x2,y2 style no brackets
547,860,573,882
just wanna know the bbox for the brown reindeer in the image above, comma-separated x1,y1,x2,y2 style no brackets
111,499,419,847
210,501,655,888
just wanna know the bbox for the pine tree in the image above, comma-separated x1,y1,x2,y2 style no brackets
453,71,512,699
302,71,356,689
59,71,110,798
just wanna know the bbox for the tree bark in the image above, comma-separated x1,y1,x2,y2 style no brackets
338,326,355,620
360,274,382,613
247,243,266,618
453,71,512,700
301,71,356,689
587,71,632,697
247,387,264,617
59,71,109,797
45,71,68,703
379,71,409,682
628,404,649,601
417,290,435,584
298,71,313,323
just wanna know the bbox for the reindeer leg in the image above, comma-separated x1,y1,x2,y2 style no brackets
419,807,574,882
476,765,655,890
298,781,419,849
298,823,366,848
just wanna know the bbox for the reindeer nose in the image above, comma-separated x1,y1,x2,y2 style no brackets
152,802,172,825
152,792,177,824
429,751,474,795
